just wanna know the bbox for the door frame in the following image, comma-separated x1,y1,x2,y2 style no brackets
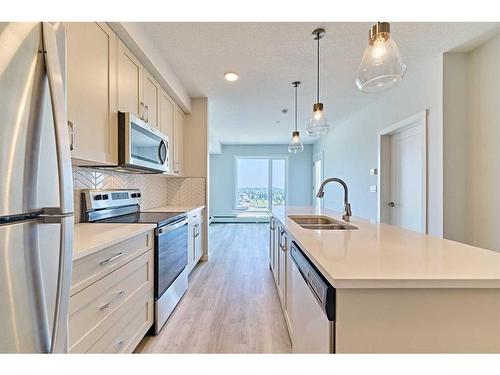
377,110,428,233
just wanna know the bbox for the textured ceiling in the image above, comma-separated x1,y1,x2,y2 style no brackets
132,22,500,146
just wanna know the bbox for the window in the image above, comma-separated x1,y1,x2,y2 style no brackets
235,157,287,211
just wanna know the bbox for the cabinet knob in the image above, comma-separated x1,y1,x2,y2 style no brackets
388,201,395,207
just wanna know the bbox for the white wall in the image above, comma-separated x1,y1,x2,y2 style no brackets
468,34,500,251
444,34,500,251
314,54,444,237
443,54,470,243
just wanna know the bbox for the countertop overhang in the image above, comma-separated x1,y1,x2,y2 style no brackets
272,206,500,288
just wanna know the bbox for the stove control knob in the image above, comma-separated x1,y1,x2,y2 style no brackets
137,193,141,198
102,194,109,200
94,194,102,200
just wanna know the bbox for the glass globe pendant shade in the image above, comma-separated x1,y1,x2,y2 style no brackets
307,102,329,136
288,131,304,154
356,23,407,93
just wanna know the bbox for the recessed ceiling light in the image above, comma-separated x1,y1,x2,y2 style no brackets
224,72,239,82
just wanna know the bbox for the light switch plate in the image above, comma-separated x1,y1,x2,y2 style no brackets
370,168,378,176
370,185,377,193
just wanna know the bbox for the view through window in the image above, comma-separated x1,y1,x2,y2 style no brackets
236,157,286,210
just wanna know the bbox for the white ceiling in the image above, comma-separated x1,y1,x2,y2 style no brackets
133,22,500,147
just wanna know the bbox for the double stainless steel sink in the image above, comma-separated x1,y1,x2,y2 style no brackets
288,215,358,230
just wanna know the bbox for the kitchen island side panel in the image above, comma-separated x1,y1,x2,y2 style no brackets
335,288,500,353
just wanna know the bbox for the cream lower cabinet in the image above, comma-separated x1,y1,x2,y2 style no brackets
69,231,154,353
66,22,118,165
271,219,292,338
188,209,204,273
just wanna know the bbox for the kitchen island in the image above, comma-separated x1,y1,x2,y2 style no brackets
271,206,500,353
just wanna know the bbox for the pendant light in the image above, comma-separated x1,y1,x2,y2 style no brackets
356,22,407,93
307,28,329,137
288,81,304,154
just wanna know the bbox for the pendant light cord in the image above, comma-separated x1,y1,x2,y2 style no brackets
317,36,320,103
294,84,298,132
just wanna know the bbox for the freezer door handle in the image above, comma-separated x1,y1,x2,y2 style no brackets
42,22,74,354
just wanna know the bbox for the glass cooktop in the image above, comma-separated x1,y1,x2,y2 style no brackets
97,211,186,228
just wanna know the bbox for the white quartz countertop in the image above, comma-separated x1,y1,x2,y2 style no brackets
143,205,205,213
73,223,157,261
272,206,500,288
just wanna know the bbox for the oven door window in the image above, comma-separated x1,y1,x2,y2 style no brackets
156,223,188,298
130,122,165,166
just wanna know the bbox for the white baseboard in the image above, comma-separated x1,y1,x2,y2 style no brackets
210,215,271,224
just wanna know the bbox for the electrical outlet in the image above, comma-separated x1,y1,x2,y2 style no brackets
370,185,377,193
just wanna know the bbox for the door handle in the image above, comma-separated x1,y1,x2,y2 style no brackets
388,202,395,207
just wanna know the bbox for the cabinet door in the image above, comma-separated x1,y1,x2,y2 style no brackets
269,219,275,269
142,71,160,129
173,107,184,175
159,90,174,173
66,22,117,165
278,230,287,307
117,41,143,118
285,240,293,336
194,219,203,261
187,219,195,272
273,224,280,286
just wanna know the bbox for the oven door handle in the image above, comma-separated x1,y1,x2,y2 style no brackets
157,219,188,235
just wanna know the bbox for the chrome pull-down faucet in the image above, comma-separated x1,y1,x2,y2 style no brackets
316,177,352,222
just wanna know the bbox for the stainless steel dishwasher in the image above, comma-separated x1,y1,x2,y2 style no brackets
290,242,335,353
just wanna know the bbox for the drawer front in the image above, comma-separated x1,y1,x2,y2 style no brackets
71,231,153,295
86,294,153,353
69,249,154,351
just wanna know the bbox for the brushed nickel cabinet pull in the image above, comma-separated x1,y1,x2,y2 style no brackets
100,290,126,310
68,121,75,151
100,252,124,265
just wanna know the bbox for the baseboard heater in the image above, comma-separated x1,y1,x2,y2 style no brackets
210,215,271,224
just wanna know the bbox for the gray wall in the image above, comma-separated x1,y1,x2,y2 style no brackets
209,144,313,217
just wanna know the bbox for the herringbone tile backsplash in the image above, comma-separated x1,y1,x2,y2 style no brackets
73,166,206,223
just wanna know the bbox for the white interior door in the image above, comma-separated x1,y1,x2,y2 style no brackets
389,125,424,232
312,157,323,208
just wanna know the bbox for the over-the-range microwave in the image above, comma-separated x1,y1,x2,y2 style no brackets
117,111,169,173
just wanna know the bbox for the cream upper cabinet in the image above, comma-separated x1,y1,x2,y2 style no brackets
159,90,174,173
117,41,143,118
66,22,117,165
142,71,160,129
173,107,184,175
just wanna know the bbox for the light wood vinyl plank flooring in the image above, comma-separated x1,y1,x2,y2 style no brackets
136,223,292,353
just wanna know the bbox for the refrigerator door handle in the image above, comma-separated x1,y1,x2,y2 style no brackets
42,22,74,354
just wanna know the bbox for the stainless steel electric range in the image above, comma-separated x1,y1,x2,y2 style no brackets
81,189,188,334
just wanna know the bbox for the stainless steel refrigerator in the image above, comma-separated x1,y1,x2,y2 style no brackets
0,22,73,353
